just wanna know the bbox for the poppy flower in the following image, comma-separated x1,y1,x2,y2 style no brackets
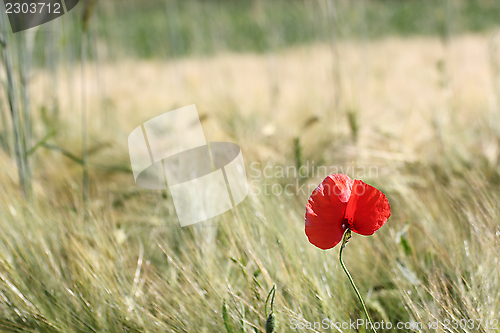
305,173,391,250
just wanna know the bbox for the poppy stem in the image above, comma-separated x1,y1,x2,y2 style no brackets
339,229,377,333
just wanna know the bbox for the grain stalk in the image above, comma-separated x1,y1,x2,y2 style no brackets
326,0,342,134
0,13,29,199
489,29,500,130
0,75,12,154
17,30,38,199
81,0,99,203
46,22,60,125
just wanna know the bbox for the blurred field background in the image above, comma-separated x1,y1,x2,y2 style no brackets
1,0,500,332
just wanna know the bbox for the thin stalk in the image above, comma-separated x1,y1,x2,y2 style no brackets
47,24,59,124
489,30,500,126
18,31,36,199
81,0,99,203
0,79,12,154
81,29,89,203
0,15,28,199
339,229,377,333
326,0,342,132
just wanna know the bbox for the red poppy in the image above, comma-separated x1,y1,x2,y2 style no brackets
305,174,391,250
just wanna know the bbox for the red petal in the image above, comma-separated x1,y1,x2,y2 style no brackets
305,174,353,249
344,180,391,236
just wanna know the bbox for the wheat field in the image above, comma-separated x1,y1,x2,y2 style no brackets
1,1,500,332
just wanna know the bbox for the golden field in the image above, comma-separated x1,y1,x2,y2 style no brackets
1,30,500,332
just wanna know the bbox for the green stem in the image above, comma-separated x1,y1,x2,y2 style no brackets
339,229,377,333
